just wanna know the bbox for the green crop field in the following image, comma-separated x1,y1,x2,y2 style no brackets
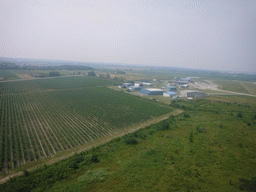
1,76,118,93
0,77,172,171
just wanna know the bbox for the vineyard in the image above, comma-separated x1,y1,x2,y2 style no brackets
0,76,172,171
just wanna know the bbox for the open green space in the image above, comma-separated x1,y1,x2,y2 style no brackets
1,99,255,191
239,81,256,95
213,80,249,94
207,95,256,106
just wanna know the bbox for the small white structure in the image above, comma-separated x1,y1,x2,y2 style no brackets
123,83,134,87
134,83,143,87
142,82,153,86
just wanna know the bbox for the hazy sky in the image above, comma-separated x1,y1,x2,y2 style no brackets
1,0,256,72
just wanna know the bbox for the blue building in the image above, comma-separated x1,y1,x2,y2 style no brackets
163,92,176,97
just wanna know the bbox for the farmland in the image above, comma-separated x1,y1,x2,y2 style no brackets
0,76,172,171
1,97,255,191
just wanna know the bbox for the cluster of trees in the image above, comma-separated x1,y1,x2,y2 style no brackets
0,62,93,71
88,71,96,76
0,62,19,69
98,73,125,82
49,71,60,77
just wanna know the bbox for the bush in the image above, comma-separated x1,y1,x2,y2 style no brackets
23,170,29,177
183,113,190,118
237,112,243,118
124,137,138,145
189,132,194,143
157,121,170,131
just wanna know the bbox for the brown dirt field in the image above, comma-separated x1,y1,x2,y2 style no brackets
15,74,35,79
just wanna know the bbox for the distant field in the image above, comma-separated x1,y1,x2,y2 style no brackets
208,95,256,106
0,70,19,80
213,80,249,94
1,76,117,93
0,78,172,171
239,81,256,95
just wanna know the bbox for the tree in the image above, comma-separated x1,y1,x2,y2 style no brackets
88,71,96,77
105,73,111,79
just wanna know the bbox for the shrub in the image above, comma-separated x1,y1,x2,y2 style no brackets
125,137,138,145
157,121,170,131
237,112,243,118
195,126,207,134
23,170,29,177
183,113,190,118
189,132,194,143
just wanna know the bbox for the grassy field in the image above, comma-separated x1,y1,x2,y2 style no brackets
207,95,256,106
239,81,256,95
0,77,172,172
213,80,250,94
1,98,255,191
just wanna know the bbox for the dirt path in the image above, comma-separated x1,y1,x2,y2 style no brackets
0,109,183,184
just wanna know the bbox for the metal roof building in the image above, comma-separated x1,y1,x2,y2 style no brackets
176,81,188,85
123,83,134,87
129,86,143,91
187,91,207,97
141,88,164,95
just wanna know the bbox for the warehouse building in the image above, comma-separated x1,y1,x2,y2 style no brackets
176,80,189,85
141,88,164,95
129,86,143,91
179,90,207,98
186,91,207,97
163,92,176,97
165,86,176,91
123,83,134,87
